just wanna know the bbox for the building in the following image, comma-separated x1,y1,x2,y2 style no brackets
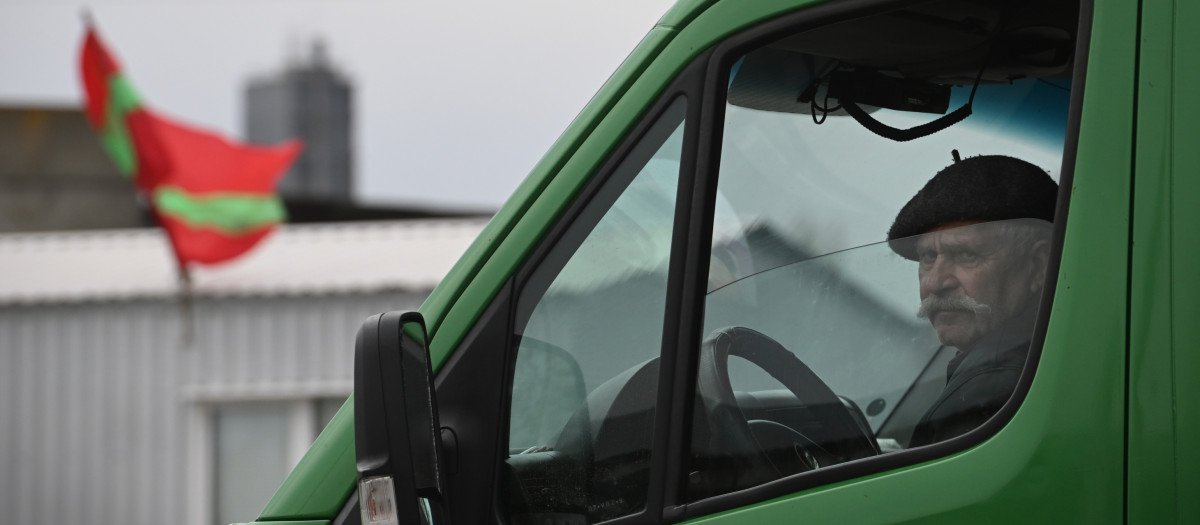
246,41,353,203
0,55,485,524
0,103,480,233
0,218,488,525
0,107,148,232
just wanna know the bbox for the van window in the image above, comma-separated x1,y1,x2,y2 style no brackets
687,6,1072,501
505,98,686,523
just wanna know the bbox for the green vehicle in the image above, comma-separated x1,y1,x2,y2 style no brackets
248,0,1198,523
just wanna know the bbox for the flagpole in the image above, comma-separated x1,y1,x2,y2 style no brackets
158,210,195,346
177,259,195,346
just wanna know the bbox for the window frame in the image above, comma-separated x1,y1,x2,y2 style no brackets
190,396,349,525
670,0,1092,519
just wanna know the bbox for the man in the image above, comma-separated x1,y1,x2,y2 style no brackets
886,154,1056,447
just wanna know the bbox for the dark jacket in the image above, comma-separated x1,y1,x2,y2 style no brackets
908,312,1034,448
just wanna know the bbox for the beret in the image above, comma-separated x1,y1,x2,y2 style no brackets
887,155,1058,260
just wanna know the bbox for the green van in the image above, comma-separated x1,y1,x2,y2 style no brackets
247,0,1199,523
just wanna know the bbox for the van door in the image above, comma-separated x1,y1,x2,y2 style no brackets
1128,0,1200,521
674,0,1131,522
424,0,1136,524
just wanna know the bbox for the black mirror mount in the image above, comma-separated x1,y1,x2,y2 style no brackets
354,311,447,525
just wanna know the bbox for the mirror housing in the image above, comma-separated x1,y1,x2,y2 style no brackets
354,311,446,524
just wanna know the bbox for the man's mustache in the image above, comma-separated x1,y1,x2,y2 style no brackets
917,294,992,319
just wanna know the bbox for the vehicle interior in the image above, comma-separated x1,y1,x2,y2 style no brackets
504,0,1079,522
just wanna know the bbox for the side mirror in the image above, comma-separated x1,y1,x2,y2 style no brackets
354,311,446,525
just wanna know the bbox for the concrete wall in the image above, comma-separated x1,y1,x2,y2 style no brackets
0,107,146,232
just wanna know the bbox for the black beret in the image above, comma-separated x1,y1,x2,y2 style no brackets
887,155,1058,260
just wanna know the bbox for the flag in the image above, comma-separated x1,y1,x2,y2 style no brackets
79,25,300,267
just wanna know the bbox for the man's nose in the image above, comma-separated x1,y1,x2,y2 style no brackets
921,256,958,294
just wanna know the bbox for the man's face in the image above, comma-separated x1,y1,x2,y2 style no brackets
915,221,1045,351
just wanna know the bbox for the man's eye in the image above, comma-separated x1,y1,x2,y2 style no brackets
954,252,979,264
918,252,937,265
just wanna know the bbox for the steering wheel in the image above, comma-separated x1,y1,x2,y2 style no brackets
692,326,879,495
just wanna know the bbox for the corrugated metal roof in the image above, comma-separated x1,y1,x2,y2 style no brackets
0,218,489,304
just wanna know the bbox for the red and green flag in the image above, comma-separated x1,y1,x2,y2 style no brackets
79,25,301,267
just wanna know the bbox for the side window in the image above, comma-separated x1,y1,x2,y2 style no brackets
504,98,686,523
688,3,1072,502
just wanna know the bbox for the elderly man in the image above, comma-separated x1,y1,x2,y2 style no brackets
887,155,1056,447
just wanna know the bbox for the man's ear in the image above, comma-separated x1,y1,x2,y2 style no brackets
1028,239,1051,293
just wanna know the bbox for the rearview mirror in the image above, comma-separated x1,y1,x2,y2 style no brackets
354,311,446,525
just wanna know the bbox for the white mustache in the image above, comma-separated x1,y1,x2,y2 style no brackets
917,294,992,319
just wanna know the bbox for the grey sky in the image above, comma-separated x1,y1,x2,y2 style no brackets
0,0,676,211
